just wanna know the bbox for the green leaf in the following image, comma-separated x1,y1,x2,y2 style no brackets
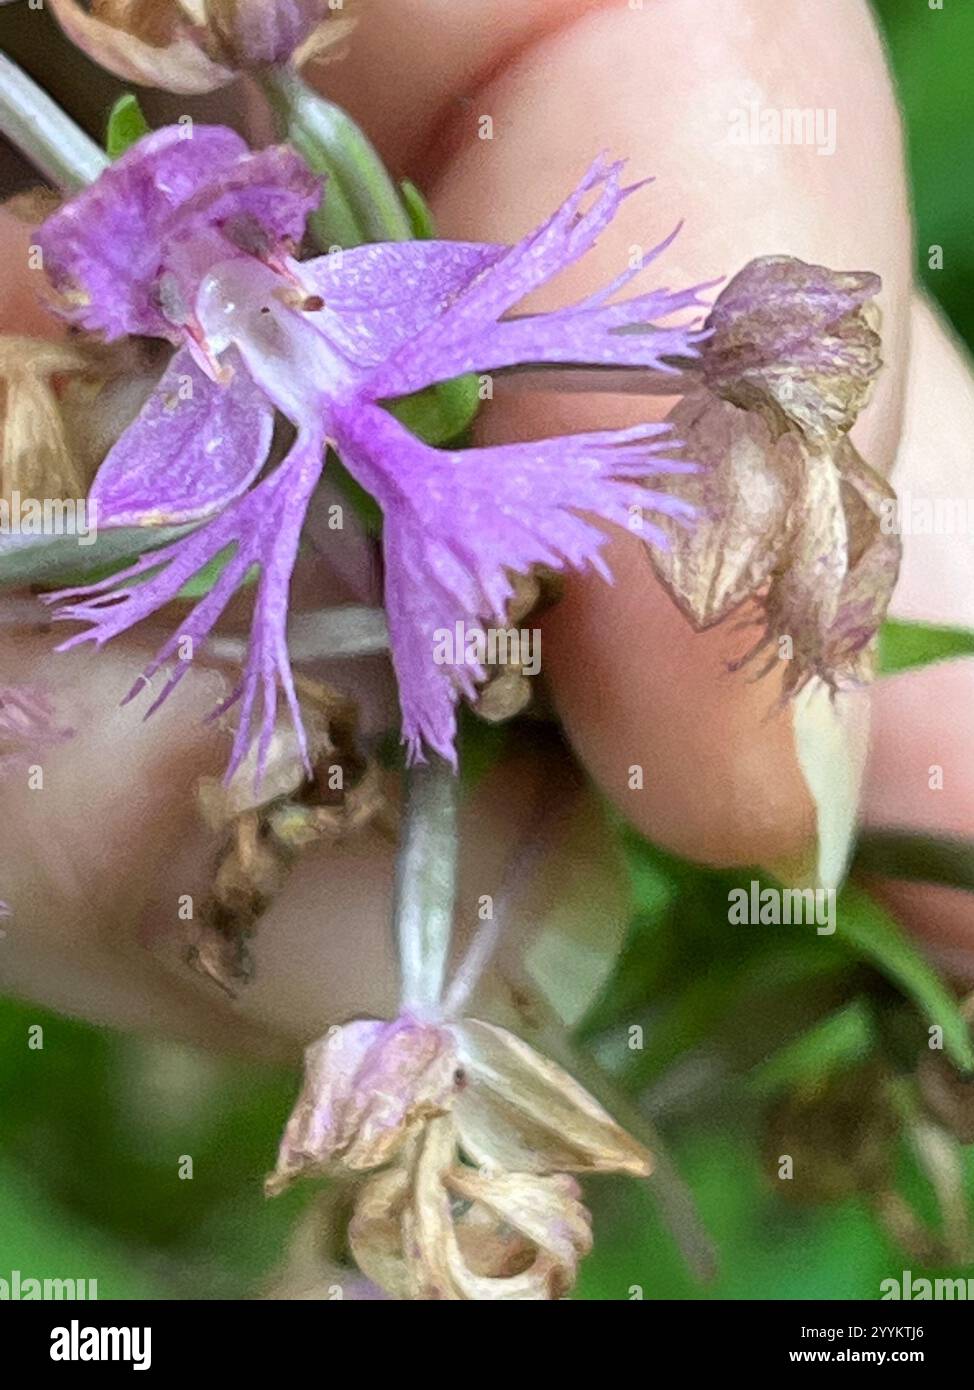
387,374,481,446
176,547,258,600
327,448,383,533
855,830,974,894
105,94,149,159
838,883,974,1072
263,71,412,246
748,1000,876,1098
878,618,974,676
0,1159,165,1299
0,525,194,591
576,905,678,1041
400,179,437,239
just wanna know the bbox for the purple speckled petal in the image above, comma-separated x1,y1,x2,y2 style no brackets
50,435,325,785
89,346,274,527
333,401,695,763
357,161,710,401
172,143,321,255
296,241,506,367
37,127,320,343
37,126,248,341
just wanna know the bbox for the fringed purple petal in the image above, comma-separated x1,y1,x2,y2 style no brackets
89,347,274,527
49,436,325,786
333,401,694,763
355,159,710,400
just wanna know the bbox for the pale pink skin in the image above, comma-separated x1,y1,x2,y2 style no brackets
1,0,971,1049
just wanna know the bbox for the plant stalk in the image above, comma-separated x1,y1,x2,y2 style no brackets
0,55,108,192
262,67,412,246
393,758,459,1017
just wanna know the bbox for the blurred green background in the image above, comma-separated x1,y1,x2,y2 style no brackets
2,0,974,1301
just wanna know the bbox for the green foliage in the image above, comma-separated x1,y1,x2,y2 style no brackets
399,179,437,240
836,885,974,1072
0,525,195,592
856,829,974,895
105,94,149,159
879,619,974,676
0,997,305,1298
386,374,481,448
873,0,974,345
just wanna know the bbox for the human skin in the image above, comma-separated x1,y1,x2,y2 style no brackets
0,0,971,1052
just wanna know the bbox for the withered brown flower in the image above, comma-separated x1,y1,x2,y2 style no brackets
190,678,388,995
48,0,353,94
651,256,901,696
266,1015,652,1300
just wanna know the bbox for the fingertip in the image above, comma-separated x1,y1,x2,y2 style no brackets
0,209,63,339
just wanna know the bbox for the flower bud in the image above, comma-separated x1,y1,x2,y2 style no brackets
205,0,341,68
49,0,353,94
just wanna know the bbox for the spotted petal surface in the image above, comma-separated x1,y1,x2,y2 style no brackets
89,347,274,527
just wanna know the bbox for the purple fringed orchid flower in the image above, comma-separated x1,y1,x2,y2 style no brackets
37,126,709,778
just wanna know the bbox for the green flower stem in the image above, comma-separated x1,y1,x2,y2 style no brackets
262,67,412,245
0,55,108,192
394,759,458,1017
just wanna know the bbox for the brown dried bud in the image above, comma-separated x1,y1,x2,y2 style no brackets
469,566,557,727
474,669,533,724
702,255,883,445
49,0,352,93
190,679,387,995
205,0,347,69
650,256,900,694
267,1019,459,1190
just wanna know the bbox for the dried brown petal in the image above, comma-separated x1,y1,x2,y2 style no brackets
651,387,801,628
741,438,901,694
474,669,533,724
350,1116,592,1300
347,1164,415,1300
0,338,92,505
703,255,882,446
205,0,350,69
266,1020,459,1194
50,0,234,94
453,1019,653,1178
